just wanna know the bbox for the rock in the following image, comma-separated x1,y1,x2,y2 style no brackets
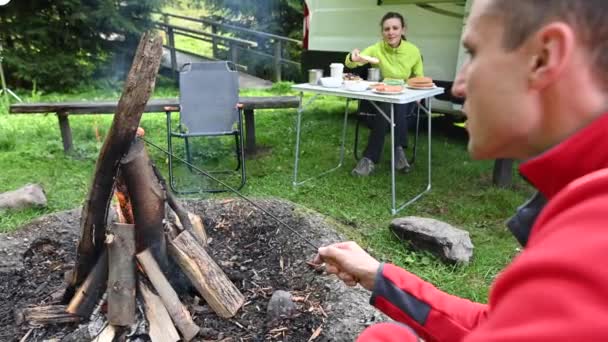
267,290,297,323
390,216,474,264
0,184,47,211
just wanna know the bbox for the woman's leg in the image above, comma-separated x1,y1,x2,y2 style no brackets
363,102,413,162
363,102,391,163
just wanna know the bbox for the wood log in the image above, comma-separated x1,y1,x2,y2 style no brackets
175,212,207,247
139,280,180,342
168,231,244,318
151,162,199,241
93,324,117,342
15,305,81,326
121,139,167,270
71,32,163,289
107,223,136,326
66,250,108,317
136,249,200,341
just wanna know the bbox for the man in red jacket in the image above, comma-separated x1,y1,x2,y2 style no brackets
315,1,608,341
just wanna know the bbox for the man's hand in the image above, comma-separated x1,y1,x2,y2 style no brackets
313,241,380,291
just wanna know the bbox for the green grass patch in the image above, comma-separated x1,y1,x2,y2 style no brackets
0,82,531,302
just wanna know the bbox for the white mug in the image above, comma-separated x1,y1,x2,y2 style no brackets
330,63,344,78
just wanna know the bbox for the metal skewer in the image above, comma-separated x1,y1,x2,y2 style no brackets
140,137,320,250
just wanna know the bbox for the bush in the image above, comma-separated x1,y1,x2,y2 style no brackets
0,1,162,91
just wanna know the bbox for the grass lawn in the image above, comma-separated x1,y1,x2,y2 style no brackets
0,79,532,303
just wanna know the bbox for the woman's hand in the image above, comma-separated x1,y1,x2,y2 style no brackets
313,241,380,291
350,48,364,63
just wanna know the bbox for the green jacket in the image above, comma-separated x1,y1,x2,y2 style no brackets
345,40,424,80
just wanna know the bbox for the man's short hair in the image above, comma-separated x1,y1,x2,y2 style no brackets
489,0,608,88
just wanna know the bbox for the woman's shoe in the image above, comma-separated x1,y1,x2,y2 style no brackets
352,157,375,176
395,146,411,172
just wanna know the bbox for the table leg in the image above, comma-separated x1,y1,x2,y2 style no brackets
244,109,256,155
492,159,513,188
57,111,73,153
293,93,305,186
390,104,397,214
391,97,434,215
293,94,348,186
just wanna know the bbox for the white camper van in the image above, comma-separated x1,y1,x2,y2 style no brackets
302,0,472,113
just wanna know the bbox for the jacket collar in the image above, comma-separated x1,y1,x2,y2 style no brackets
382,40,406,53
519,112,608,199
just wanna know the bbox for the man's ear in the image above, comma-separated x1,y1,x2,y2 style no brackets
528,22,575,90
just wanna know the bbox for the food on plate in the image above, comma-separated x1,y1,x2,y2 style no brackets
374,84,404,93
360,55,380,64
407,76,434,88
344,80,368,92
383,78,405,86
343,73,362,81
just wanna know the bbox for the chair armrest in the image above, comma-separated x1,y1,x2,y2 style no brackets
164,106,180,112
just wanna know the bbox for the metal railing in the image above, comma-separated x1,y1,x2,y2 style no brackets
155,12,302,82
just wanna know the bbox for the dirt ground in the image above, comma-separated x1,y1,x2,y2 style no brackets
0,198,386,341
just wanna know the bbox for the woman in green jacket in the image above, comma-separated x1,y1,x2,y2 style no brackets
346,12,424,176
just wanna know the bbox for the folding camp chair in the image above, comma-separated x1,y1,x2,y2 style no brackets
166,61,245,194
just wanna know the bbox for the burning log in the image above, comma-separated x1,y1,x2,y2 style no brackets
71,32,163,289
66,250,108,317
121,138,168,270
136,248,200,341
106,222,136,326
139,280,180,342
114,177,134,224
168,230,245,318
15,305,81,326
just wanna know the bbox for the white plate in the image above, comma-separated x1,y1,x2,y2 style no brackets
372,89,406,95
406,84,437,90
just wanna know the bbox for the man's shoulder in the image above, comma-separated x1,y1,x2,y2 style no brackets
532,168,608,241
547,168,608,215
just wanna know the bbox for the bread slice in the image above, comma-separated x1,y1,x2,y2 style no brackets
360,55,380,64
407,76,434,88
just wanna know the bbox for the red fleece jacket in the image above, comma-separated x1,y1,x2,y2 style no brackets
370,113,608,341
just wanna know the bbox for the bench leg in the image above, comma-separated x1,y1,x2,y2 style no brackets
493,158,514,188
57,111,73,153
244,109,256,155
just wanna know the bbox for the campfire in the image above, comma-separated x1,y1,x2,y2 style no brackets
3,32,385,341
12,33,247,341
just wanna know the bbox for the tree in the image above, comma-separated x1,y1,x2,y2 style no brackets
0,0,162,91
202,0,302,37
198,0,304,80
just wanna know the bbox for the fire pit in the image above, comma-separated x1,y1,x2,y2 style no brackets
0,198,385,341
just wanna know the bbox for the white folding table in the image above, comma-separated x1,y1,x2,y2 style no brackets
292,82,444,215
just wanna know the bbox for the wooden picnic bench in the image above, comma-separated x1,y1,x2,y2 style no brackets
10,97,514,187
9,97,300,155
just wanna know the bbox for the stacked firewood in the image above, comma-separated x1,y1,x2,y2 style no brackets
14,32,244,341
